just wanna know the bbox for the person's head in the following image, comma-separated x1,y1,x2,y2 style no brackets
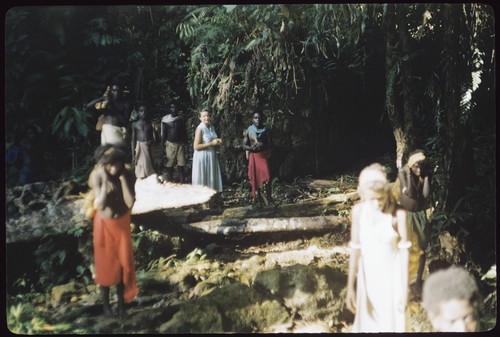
95,144,128,176
357,163,396,213
422,266,481,332
109,83,122,100
199,108,211,125
138,105,148,120
170,102,177,116
252,110,263,127
407,150,426,177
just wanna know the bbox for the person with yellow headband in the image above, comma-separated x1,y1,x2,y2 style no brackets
398,149,432,297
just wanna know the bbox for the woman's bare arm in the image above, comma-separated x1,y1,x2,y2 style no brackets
193,127,220,150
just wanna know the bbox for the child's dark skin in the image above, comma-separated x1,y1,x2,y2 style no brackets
398,158,431,294
90,157,135,318
398,162,431,212
131,106,154,165
88,84,130,128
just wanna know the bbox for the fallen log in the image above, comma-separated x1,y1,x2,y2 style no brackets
182,215,347,235
132,191,359,230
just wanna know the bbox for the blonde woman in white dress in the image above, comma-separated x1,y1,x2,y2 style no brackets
345,163,410,332
191,108,223,192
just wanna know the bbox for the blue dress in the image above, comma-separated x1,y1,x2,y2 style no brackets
191,123,223,192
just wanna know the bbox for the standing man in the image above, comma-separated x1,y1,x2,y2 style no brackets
161,102,188,183
87,83,131,146
131,104,156,179
242,110,272,207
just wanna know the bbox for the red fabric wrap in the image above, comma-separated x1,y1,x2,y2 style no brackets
93,211,138,303
248,150,271,197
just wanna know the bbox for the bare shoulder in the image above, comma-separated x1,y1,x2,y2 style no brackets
89,165,105,186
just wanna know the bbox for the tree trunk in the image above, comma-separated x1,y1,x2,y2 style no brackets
132,192,359,234
384,4,408,171
440,4,464,211
182,215,346,235
397,5,417,154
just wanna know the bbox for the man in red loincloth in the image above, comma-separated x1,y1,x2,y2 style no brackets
243,110,272,207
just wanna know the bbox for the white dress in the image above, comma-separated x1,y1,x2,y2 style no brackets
351,202,408,332
191,123,223,192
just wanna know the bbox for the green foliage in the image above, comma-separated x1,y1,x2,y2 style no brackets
176,4,374,179
480,265,497,330
185,247,208,262
5,6,193,181
428,197,470,254
232,180,251,199
34,233,90,290
7,302,72,334
132,228,176,271
4,4,496,269
51,106,92,144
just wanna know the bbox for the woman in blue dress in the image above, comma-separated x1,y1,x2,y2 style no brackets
191,108,223,192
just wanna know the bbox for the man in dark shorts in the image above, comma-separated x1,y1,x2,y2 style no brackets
161,102,188,183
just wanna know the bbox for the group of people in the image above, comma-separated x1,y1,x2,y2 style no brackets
85,83,274,319
87,83,273,200
85,84,139,319
346,152,482,332
87,84,186,183
85,84,482,331
166,106,273,207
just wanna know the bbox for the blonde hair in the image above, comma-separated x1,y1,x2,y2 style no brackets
357,163,397,214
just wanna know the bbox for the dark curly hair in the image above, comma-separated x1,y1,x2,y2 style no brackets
422,266,482,317
94,144,128,165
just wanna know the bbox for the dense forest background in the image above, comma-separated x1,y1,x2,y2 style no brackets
5,4,495,269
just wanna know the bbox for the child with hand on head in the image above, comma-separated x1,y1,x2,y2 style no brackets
89,144,138,319
398,149,432,296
